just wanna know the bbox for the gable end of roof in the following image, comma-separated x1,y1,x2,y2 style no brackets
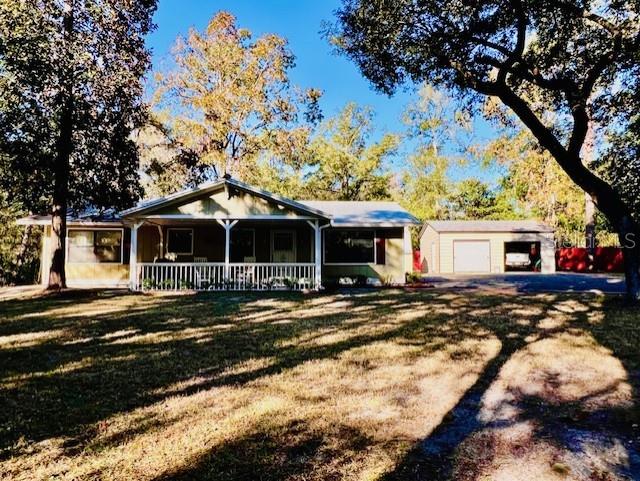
120,178,331,219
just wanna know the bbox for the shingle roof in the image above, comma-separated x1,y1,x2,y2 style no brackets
298,200,419,226
17,209,122,226
425,220,555,233
18,178,418,227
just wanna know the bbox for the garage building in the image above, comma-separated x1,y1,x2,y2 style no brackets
419,220,556,274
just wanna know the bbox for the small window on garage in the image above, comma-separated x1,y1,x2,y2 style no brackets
167,228,194,255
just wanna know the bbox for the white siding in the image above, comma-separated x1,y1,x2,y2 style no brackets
419,225,440,273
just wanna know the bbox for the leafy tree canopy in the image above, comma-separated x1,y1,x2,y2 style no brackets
596,128,640,225
303,102,398,201
448,179,518,220
0,0,155,214
484,129,585,239
135,113,210,199
0,193,40,286
150,11,321,190
395,85,468,220
398,147,450,221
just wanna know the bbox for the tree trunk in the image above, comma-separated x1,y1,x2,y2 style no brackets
47,0,74,290
619,215,640,302
583,122,596,256
572,179,640,303
12,224,33,283
585,192,596,252
566,171,640,303
15,225,32,267
48,191,68,290
558,166,640,302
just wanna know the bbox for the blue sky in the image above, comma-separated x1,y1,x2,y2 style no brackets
147,0,500,183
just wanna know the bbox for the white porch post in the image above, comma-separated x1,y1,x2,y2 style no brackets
307,220,323,290
156,225,164,259
224,222,230,280
217,219,238,281
403,225,412,280
129,221,143,290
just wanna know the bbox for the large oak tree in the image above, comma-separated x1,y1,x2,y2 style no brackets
332,0,640,301
0,0,157,289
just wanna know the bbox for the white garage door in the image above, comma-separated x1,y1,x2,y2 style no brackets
454,240,491,273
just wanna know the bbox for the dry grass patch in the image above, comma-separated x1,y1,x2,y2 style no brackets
0,288,637,481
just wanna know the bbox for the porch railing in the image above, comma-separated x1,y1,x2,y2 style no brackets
134,262,316,291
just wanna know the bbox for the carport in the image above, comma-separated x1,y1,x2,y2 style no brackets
418,220,556,274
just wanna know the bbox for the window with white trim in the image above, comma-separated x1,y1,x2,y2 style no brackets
68,229,122,263
167,228,194,255
324,230,375,264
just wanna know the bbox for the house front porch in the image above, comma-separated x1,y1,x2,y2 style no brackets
130,219,323,291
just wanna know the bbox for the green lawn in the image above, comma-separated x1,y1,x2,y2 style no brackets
0,288,638,481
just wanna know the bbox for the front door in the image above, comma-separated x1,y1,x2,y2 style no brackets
271,230,296,263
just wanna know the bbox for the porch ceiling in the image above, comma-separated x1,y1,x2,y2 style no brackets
139,218,321,227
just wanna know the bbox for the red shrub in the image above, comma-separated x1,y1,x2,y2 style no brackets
556,247,625,273
556,248,591,272
413,250,421,272
593,247,625,273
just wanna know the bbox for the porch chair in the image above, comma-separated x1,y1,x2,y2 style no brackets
239,257,256,288
193,257,208,289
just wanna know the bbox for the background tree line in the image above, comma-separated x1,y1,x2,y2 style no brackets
1,5,638,298
140,13,613,245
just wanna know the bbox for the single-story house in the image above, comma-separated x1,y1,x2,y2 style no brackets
19,178,419,291
419,220,556,274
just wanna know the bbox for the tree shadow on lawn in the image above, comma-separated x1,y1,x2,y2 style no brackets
0,289,637,480
382,295,640,481
153,420,372,481
0,289,473,457
0,291,315,450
